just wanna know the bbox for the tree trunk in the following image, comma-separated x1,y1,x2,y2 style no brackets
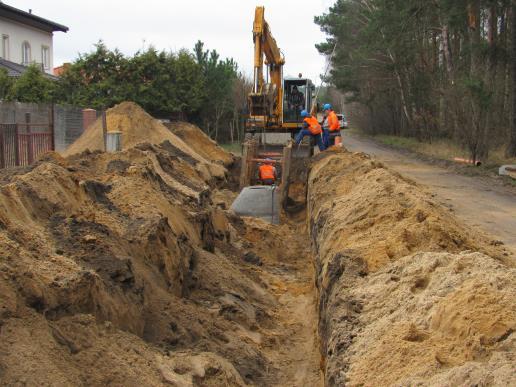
440,19,454,134
468,1,481,75
390,56,411,129
503,8,511,119
481,5,498,160
507,3,516,157
442,25,454,77
467,1,485,161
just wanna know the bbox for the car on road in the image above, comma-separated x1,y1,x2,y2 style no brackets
336,113,348,129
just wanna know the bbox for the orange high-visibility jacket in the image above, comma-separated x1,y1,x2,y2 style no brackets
327,110,340,132
303,116,322,135
259,164,276,180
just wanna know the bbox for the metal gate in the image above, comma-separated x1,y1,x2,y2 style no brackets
0,121,54,168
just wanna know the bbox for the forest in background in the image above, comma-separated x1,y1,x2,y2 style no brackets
316,0,516,161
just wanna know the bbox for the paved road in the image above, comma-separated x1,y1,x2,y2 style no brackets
342,133,516,255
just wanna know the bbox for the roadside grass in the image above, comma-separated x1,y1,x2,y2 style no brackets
348,128,516,186
375,135,470,161
220,142,242,156
367,132,516,167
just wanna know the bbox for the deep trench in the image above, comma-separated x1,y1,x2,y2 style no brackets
268,152,363,387
250,155,326,386
224,149,516,386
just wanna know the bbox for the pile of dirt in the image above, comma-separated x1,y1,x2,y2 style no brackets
346,251,515,386
63,101,227,180
167,121,234,167
0,137,272,384
308,148,515,385
0,128,323,385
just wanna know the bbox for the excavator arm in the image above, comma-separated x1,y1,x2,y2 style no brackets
253,6,284,93
249,6,285,124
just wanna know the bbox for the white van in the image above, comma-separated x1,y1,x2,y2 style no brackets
336,113,348,129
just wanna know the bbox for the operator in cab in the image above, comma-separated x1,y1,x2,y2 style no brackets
295,110,326,151
324,103,342,146
258,158,277,185
288,85,305,111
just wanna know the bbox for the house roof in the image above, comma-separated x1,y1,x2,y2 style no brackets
0,3,68,33
0,58,59,80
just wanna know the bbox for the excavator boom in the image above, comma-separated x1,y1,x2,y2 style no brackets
253,6,284,92
249,6,285,125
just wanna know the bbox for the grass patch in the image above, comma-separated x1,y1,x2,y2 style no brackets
370,134,516,168
375,135,421,150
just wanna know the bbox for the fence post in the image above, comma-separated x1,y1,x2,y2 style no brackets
101,111,107,152
14,123,19,166
49,104,55,151
26,113,33,164
0,129,4,169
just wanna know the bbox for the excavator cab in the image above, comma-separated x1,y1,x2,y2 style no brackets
283,78,314,124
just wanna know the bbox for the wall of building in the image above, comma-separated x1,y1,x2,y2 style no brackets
0,17,53,73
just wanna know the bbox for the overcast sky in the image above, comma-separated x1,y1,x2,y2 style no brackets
7,0,334,82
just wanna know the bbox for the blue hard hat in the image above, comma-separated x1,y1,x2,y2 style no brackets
323,103,332,111
300,109,308,117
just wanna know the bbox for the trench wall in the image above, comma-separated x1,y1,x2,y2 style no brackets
307,149,515,386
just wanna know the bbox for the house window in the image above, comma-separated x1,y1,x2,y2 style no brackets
41,46,50,69
2,35,9,60
22,41,31,65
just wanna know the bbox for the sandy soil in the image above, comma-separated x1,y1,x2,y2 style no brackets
2,101,514,386
238,217,323,386
308,148,515,386
342,132,516,254
0,104,322,386
167,121,234,167
63,102,227,180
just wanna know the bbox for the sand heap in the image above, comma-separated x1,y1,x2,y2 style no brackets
308,149,515,386
167,121,234,167
64,101,228,180
0,138,303,385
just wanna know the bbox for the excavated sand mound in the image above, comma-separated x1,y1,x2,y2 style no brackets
168,121,234,167
348,251,515,386
63,101,227,179
0,141,295,385
308,148,515,386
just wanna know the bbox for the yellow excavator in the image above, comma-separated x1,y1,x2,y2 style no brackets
246,6,315,138
235,6,314,222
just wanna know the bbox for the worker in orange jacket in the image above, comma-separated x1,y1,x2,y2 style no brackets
258,158,277,185
323,103,342,146
294,110,326,151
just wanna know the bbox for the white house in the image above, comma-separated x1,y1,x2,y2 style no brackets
0,3,68,75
